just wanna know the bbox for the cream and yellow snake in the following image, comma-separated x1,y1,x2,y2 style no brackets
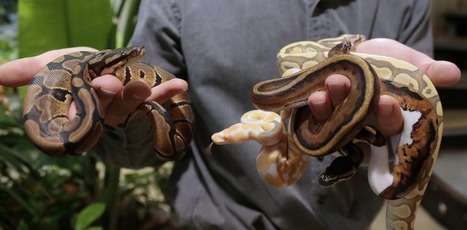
212,35,443,229
23,47,194,160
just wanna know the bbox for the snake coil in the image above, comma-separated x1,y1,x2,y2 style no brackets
23,47,194,160
212,35,442,230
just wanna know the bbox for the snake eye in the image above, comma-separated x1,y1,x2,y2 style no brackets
119,49,128,59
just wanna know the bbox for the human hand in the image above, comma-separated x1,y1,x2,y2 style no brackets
0,47,188,126
307,39,461,136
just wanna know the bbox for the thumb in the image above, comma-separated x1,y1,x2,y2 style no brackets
0,47,96,87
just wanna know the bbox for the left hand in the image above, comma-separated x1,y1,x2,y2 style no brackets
0,47,188,126
307,38,461,137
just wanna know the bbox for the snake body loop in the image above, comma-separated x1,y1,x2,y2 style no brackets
252,52,380,157
23,47,194,160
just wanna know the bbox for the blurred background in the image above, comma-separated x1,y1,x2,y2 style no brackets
1,0,466,229
411,0,467,229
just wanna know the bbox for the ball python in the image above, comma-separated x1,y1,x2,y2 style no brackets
211,35,442,230
23,47,194,160
211,110,309,187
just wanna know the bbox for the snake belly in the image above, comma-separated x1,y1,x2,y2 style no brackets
23,47,194,160
252,35,442,229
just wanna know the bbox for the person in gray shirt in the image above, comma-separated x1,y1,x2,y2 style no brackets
0,0,461,229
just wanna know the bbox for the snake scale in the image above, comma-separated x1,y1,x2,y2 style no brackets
23,47,194,160
212,35,442,229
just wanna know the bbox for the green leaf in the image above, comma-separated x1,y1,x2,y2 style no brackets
75,203,106,230
114,0,140,47
18,0,114,57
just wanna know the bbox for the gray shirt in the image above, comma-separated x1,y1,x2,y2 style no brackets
95,0,433,229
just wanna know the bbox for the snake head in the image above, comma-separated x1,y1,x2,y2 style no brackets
88,46,146,76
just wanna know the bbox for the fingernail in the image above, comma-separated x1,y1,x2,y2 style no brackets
132,92,147,100
101,88,117,96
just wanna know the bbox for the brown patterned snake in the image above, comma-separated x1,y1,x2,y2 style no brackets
23,47,194,160
212,35,443,229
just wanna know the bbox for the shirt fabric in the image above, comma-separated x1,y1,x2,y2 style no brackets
94,0,433,229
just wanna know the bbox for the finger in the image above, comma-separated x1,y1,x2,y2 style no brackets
325,74,351,107
91,75,123,111
375,95,403,137
121,81,152,104
67,75,124,122
357,39,460,87
147,78,188,103
0,57,39,86
308,91,332,122
105,80,152,125
307,74,350,122
425,60,461,87
0,47,97,87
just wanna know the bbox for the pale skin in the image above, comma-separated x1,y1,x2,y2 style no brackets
0,39,461,137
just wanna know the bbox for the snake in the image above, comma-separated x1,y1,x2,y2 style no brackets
23,47,194,160
211,35,442,229
211,110,309,187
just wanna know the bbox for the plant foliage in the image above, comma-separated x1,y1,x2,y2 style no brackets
0,0,185,229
